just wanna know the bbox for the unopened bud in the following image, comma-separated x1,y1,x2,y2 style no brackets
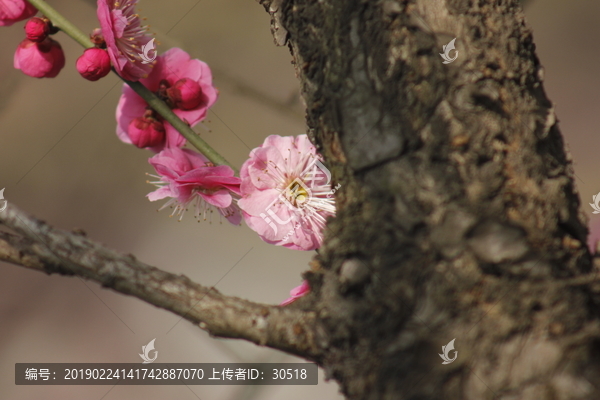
25,17,50,42
14,37,65,78
128,117,166,149
76,48,111,81
166,78,204,110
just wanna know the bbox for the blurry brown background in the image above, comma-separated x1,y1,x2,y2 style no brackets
0,0,598,399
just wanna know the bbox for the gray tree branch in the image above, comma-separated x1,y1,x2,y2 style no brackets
0,203,325,361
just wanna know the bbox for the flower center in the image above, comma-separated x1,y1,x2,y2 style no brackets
282,178,310,209
156,79,173,105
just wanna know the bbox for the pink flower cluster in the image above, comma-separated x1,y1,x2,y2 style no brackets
111,47,234,222
6,0,155,81
116,48,217,152
3,0,333,307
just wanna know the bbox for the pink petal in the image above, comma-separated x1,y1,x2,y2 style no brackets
237,188,281,215
176,58,204,82
160,48,192,80
221,206,242,226
246,147,286,190
200,189,232,208
163,122,187,149
147,186,172,201
0,0,37,27
178,167,238,185
173,107,208,129
149,148,192,177
588,219,600,253
110,9,127,38
280,281,310,306
262,134,296,150
243,207,298,243
116,86,147,145
290,280,310,297
182,148,209,169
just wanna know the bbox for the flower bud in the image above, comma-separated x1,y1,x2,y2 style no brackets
25,17,49,42
166,78,204,110
0,0,37,27
13,37,65,78
76,48,111,81
128,117,166,149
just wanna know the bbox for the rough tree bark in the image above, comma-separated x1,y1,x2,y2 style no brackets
258,0,600,399
3,0,600,399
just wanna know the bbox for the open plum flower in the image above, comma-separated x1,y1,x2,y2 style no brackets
96,0,154,81
116,48,218,152
0,0,37,26
238,135,336,250
147,147,242,225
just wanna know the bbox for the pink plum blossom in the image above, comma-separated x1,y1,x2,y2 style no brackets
96,0,154,81
14,37,65,78
0,0,36,26
238,135,336,250
76,48,111,81
280,280,310,306
24,17,49,42
147,147,242,225
116,48,218,152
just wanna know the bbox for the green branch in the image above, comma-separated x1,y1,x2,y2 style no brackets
26,0,237,173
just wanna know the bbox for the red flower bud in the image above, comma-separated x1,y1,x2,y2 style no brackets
76,48,111,81
13,37,65,78
25,17,49,42
128,117,166,149
166,78,204,110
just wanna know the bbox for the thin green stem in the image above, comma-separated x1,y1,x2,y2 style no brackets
26,0,237,173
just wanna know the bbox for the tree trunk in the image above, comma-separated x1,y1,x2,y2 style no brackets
261,0,600,398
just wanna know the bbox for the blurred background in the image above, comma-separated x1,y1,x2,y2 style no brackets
0,0,598,399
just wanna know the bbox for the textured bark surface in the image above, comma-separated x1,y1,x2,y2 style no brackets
260,0,600,398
